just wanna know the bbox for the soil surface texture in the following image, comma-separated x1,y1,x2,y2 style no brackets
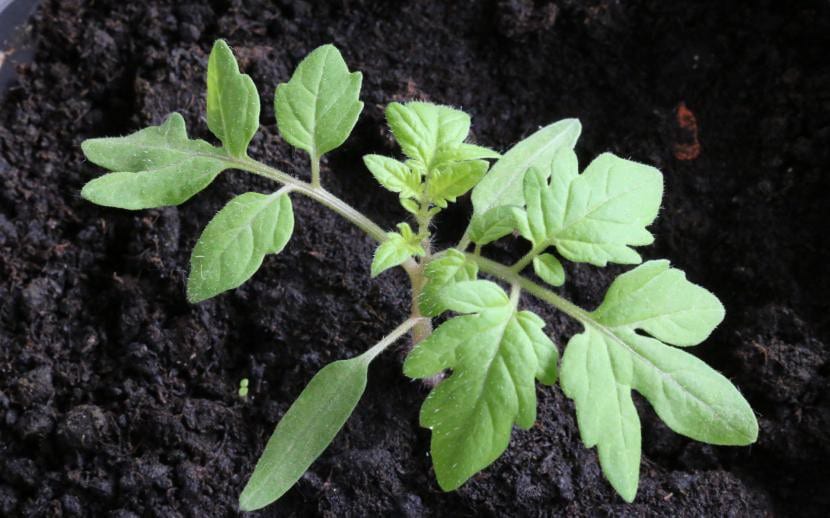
1,0,829,516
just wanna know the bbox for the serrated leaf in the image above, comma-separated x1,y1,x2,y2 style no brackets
81,113,227,209
419,250,478,317
386,102,470,170
207,40,260,158
239,356,368,511
427,159,488,207
523,151,663,266
434,142,501,165
471,118,581,216
404,280,558,490
363,154,421,198
370,223,424,278
188,192,294,302
560,260,756,502
468,205,523,245
533,253,565,286
275,45,364,157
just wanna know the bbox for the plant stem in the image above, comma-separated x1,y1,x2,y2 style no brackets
359,317,427,363
511,243,545,273
310,153,321,188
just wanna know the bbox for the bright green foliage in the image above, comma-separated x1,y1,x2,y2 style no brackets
274,44,364,158
187,192,294,303
371,223,425,278
238,378,249,398
240,355,369,511
81,113,226,209
471,118,581,217
419,249,479,317
427,159,488,207
522,150,663,267
363,154,421,199
404,280,558,490
560,260,757,501
468,205,525,245
207,40,260,158
386,102,471,170
532,253,565,286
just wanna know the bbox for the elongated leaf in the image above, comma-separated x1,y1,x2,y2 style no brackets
560,260,756,502
363,154,421,198
523,151,663,266
188,192,294,302
275,44,363,157
427,159,488,207
469,205,524,245
533,253,565,286
404,280,558,490
419,250,478,317
471,118,581,216
81,113,227,209
239,357,368,511
207,40,260,157
386,102,470,170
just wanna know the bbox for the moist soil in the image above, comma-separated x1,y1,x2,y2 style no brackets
1,1,829,516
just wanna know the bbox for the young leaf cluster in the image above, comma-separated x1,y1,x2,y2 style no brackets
80,38,758,511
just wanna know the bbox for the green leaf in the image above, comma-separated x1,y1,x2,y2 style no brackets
207,40,260,158
427,159,488,207
523,151,663,266
434,142,501,165
274,44,364,157
533,253,565,286
363,154,421,198
187,191,294,302
385,102,470,170
468,205,524,245
370,223,424,278
471,118,581,216
419,249,478,317
404,281,558,490
81,113,227,210
560,260,756,502
239,356,368,511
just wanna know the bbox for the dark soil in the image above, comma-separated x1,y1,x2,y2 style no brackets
1,0,828,516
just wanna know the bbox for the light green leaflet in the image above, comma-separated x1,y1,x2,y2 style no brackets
188,191,294,302
427,159,488,207
370,223,425,278
560,260,757,502
418,249,479,317
471,118,581,216
240,318,419,511
274,44,364,158
468,205,525,245
404,280,558,490
523,150,663,266
385,102,471,170
81,113,226,210
532,253,565,286
207,40,260,158
363,154,421,199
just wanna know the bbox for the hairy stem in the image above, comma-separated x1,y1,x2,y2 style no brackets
310,153,321,188
360,317,427,363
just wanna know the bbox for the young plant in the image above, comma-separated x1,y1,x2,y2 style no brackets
80,40,758,510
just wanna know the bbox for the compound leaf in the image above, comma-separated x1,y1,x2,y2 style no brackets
471,118,581,216
419,249,478,317
386,102,470,170
363,154,421,198
523,151,663,267
81,113,227,209
404,280,558,490
207,40,260,158
560,260,757,502
275,44,364,157
188,192,294,302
